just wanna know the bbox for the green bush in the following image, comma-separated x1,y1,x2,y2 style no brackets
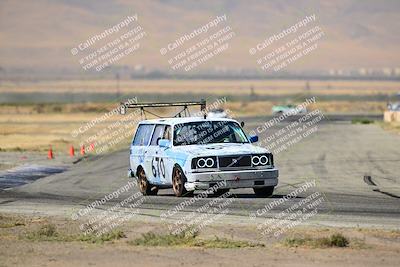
351,118,374,124
328,233,349,247
78,229,126,243
129,230,264,248
284,233,349,248
26,224,59,241
25,224,126,243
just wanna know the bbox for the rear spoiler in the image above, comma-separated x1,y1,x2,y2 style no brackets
119,99,207,118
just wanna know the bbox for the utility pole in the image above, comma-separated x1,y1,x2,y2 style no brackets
250,85,256,101
116,72,120,100
305,80,310,92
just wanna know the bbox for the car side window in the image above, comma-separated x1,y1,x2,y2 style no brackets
150,124,165,146
132,124,154,146
163,125,171,141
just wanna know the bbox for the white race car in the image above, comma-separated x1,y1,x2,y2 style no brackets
128,117,279,197
207,108,229,118
272,104,307,115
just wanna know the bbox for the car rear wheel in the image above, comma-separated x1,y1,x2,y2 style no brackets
253,186,274,197
138,168,158,196
172,167,193,197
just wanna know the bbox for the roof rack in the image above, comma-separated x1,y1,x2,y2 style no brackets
119,99,207,119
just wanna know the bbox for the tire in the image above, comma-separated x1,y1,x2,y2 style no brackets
172,166,193,197
253,186,274,197
137,168,158,196
214,188,230,197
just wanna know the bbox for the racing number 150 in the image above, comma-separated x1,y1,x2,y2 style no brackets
151,157,165,178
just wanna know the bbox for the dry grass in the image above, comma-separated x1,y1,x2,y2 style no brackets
0,100,388,152
0,112,131,152
129,230,264,248
307,101,386,114
225,101,387,115
0,79,394,151
2,214,400,266
378,121,400,135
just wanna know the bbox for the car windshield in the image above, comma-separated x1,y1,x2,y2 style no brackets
173,121,249,146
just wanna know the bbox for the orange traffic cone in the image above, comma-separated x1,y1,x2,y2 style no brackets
89,143,95,151
80,145,85,155
47,146,54,159
69,145,75,157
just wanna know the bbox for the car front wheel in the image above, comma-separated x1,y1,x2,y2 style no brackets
253,186,274,197
172,167,193,197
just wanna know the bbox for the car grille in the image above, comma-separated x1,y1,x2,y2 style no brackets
218,155,252,169
219,154,274,170
192,154,274,172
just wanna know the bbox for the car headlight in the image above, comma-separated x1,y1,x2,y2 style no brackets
251,154,271,166
192,156,217,169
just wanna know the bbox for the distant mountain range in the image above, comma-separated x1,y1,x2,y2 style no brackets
0,0,399,78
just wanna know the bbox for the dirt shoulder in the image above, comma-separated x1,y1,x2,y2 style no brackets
1,213,399,267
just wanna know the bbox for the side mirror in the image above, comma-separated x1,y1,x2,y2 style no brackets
240,121,245,127
158,139,171,148
249,135,258,143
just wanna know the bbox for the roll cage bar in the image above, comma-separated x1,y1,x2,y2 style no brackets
119,99,207,119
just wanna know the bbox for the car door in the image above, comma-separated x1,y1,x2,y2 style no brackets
130,124,154,176
145,124,166,184
144,124,173,185
160,125,173,184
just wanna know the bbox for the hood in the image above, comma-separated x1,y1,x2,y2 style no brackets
173,143,268,157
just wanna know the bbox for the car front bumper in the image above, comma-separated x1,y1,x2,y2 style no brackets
185,168,278,191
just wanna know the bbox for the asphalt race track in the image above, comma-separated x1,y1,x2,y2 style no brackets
1,115,399,228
